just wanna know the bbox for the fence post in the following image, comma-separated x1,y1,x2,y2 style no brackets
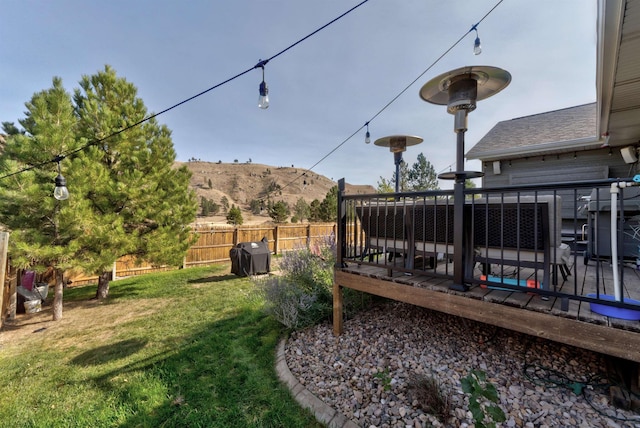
306,223,311,249
233,227,239,245
274,225,280,255
112,261,117,280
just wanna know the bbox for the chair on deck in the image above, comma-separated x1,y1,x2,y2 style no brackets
471,196,571,288
410,202,457,268
355,203,411,263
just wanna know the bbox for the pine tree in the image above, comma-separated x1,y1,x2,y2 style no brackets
318,186,338,222
408,153,439,191
269,201,290,223
293,197,310,223
309,199,322,222
226,205,243,225
70,65,197,299
0,78,83,320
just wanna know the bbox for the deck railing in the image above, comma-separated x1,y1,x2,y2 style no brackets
336,177,640,314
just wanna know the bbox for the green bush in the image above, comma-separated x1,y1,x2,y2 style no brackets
255,237,335,329
461,369,506,428
255,235,374,329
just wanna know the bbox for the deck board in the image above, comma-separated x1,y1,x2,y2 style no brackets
338,252,640,362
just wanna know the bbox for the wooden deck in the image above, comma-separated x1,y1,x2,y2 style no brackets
333,254,640,363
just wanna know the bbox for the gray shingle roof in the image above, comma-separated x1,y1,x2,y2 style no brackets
466,103,597,160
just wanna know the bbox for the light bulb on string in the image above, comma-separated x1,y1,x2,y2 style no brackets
365,122,371,144
472,24,482,55
53,156,69,201
256,59,269,109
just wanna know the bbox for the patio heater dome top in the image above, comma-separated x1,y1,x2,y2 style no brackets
374,135,423,153
419,65,511,114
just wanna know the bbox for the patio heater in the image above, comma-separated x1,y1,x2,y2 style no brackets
374,135,423,193
419,66,511,290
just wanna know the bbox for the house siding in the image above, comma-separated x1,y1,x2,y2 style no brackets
480,147,639,232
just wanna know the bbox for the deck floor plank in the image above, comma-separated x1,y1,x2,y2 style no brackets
340,251,640,337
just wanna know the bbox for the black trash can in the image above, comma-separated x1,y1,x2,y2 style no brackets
230,237,271,276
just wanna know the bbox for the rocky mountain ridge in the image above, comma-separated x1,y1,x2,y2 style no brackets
178,161,375,225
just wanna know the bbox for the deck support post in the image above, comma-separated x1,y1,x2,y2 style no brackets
333,281,344,335
334,178,347,335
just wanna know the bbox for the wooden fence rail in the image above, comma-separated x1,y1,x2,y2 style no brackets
67,223,337,285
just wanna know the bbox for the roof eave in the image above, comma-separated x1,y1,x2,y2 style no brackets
596,0,625,136
466,136,601,161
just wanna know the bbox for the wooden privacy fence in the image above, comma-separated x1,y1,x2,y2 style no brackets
67,223,337,285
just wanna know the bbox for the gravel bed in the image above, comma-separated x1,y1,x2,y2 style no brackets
285,301,640,427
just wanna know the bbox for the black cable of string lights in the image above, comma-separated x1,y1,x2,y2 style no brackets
274,0,505,195
0,0,371,181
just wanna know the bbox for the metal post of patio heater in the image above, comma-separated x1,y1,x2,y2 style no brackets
373,135,423,269
419,66,511,291
374,135,424,193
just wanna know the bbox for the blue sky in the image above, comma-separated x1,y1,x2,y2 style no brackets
1,0,597,188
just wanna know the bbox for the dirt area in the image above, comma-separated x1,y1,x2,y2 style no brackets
0,296,167,353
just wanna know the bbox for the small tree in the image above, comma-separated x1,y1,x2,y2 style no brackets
269,200,290,223
309,199,322,222
249,199,263,215
318,186,338,222
408,153,439,191
201,197,220,216
226,205,243,225
376,152,439,192
201,196,210,216
220,196,229,213
293,197,310,223
376,177,394,193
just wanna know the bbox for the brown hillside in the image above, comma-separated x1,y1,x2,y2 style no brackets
177,161,375,225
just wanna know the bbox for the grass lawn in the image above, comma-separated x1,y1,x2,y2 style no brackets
0,265,323,428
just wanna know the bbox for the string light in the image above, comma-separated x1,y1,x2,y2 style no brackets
1,0,508,205
271,2,505,196
471,24,482,55
365,122,371,144
53,155,69,201
256,59,269,109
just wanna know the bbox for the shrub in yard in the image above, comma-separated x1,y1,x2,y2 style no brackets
255,236,335,329
461,369,506,428
255,234,374,329
256,276,325,329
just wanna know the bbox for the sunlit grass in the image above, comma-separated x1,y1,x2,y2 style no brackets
0,266,321,427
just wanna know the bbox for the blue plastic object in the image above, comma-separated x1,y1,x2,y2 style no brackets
587,293,640,320
481,275,539,291
633,174,640,183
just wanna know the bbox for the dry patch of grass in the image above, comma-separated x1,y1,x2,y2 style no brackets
1,297,168,355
